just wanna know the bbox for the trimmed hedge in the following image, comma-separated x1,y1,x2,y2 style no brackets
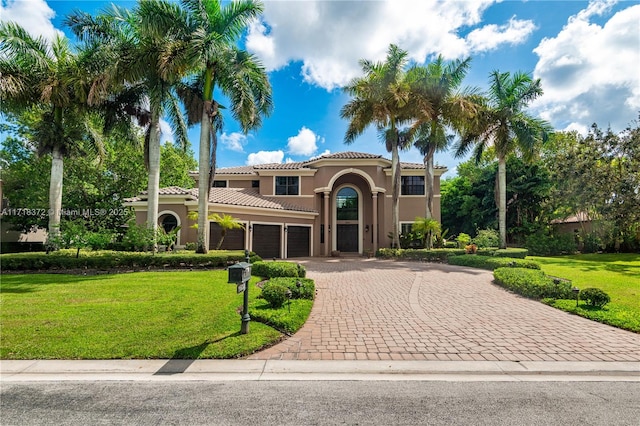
475,248,529,258
493,267,574,300
251,261,306,278
376,248,465,261
580,288,611,308
0,250,261,271
448,255,540,271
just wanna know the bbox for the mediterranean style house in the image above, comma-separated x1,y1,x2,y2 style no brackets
124,151,446,258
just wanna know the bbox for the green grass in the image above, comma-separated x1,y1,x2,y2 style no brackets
532,253,640,332
0,271,298,359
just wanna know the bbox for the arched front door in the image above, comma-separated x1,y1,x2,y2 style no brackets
335,186,359,252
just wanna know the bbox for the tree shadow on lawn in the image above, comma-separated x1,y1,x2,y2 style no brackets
154,333,240,375
0,274,107,293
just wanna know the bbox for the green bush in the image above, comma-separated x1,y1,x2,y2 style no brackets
580,287,611,308
251,261,304,278
448,255,540,271
184,242,196,250
0,250,256,271
266,277,315,300
493,267,574,299
474,229,499,248
376,248,464,262
525,232,577,256
456,233,471,248
260,281,289,308
582,233,603,254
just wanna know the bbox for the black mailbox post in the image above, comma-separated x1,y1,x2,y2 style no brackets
228,250,252,334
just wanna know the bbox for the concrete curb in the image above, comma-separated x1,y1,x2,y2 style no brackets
1,360,638,382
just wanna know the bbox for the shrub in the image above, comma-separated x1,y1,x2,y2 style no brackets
260,281,289,308
525,232,577,256
266,277,315,300
493,267,574,299
121,223,156,252
492,248,528,259
448,255,540,271
376,248,464,262
464,243,478,254
251,261,303,278
184,242,196,251
474,229,499,248
456,233,471,248
580,288,611,308
582,233,603,254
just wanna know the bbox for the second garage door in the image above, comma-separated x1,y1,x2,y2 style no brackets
252,224,281,259
287,226,310,258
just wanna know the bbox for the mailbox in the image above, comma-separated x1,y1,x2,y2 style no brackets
228,262,251,284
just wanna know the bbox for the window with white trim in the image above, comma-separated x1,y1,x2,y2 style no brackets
275,176,299,195
401,176,424,195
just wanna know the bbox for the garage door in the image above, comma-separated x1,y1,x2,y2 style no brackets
287,226,310,258
252,224,281,259
209,223,245,250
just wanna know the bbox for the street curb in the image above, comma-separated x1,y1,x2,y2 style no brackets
1,360,639,382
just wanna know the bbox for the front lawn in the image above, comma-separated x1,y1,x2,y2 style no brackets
531,253,640,332
0,271,292,359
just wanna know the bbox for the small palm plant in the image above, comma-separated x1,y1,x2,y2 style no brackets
188,211,244,250
412,217,442,250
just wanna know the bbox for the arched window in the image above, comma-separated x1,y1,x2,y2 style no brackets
336,187,358,220
161,214,178,233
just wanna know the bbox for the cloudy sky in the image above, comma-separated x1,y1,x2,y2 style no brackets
2,0,638,175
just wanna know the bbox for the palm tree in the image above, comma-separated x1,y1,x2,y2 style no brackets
407,56,480,219
66,1,191,249
173,0,272,254
412,216,441,250
0,22,103,247
341,44,415,249
455,70,552,248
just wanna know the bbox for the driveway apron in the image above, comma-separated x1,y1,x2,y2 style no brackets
247,258,640,361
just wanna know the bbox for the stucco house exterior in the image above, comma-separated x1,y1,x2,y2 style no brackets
124,151,446,258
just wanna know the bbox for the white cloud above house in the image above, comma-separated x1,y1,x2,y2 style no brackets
0,0,63,41
246,0,535,90
221,132,248,152
532,2,640,132
159,119,174,144
246,150,284,165
287,127,321,156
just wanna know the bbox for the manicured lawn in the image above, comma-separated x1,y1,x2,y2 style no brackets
0,271,290,359
531,253,640,332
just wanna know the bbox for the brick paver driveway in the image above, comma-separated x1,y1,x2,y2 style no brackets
248,258,640,361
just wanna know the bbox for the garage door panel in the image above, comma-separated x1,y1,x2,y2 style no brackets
210,223,245,250
287,226,310,258
252,224,281,259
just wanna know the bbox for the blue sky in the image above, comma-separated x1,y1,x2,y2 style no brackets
2,0,639,176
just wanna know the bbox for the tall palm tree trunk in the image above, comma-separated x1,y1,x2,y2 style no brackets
196,103,211,254
424,144,436,219
47,144,64,241
147,110,162,250
498,156,507,249
391,139,401,249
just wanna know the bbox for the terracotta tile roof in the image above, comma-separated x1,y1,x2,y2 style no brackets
311,151,384,160
189,188,317,213
253,162,307,170
124,186,196,202
215,165,257,175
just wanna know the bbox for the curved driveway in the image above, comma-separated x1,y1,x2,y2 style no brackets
248,258,640,362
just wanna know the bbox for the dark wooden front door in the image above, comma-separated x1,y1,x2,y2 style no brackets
337,224,358,252
252,224,281,259
287,226,310,258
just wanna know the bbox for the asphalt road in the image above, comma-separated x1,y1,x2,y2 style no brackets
2,381,639,425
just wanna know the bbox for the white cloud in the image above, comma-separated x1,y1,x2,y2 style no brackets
246,150,284,165
159,119,174,144
220,132,248,152
246,0,535,90
532,2,640,131
287,127,321,156
0,0,63,41
466,16,537,51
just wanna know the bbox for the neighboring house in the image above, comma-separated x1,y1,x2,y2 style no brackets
124,151,447,258
551,212,595,235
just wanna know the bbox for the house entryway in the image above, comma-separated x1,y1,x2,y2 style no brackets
337,224,358,252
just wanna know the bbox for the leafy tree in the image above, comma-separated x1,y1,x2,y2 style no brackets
0,22,104,247
341,44,414,249
66,0,192,248
456,71,551,248
407,56,480,219
160,142,197,188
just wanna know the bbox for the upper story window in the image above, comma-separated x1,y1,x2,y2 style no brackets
212,180,227,188
336,187,358,220
252,180,260,189
275,176,299,195
401,176,424,195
